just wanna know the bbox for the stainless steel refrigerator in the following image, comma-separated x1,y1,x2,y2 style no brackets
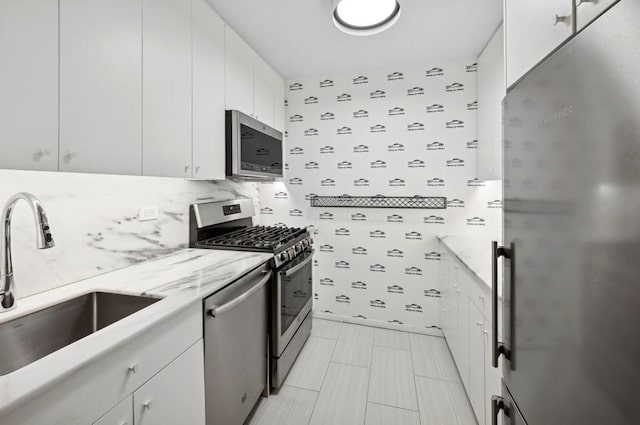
492,1,640,424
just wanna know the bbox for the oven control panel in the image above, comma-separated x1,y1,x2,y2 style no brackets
222,204,241,216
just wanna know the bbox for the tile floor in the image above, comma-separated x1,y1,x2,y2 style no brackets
247,319,477,425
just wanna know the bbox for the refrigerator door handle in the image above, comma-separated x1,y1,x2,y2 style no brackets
491,395,511,425
492,241,513,368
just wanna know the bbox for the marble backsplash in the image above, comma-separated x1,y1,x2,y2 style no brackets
0,169,258,299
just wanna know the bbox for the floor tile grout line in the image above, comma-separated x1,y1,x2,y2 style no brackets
367,401,420,413
412,373,461,384
408,334,425,425
364,331,377,424
313,316,446,340
306,332,341,425
310,334,339,341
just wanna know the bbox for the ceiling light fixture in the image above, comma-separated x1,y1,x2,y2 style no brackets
332,0,401,36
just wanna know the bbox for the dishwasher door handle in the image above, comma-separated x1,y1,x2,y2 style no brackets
208,270,272,317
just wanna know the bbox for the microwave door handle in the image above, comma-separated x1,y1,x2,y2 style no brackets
208,271,272,317
282,250,314,277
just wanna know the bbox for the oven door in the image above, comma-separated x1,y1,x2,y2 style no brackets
273,248,313,357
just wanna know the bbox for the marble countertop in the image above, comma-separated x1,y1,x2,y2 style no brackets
0,249,273,413
437,235,495,290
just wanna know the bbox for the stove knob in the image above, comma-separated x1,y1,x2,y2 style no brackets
279,252,288,262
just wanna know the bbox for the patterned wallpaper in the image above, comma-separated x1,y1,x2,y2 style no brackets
258,60,502,332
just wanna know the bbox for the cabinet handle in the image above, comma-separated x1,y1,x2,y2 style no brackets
491,396,510,425
127,363,139,373
184,165,190,174
143,400,153,410
63,151,78,163
33,148,51,162
576,0,597,5
476,321,483,326
554,14,571,25
195,166,200,174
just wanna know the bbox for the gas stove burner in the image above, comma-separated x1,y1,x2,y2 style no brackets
200,225,307,252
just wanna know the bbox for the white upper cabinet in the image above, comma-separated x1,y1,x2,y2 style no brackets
0,0,58,172
225,26,254,116
192,0,226,180
142,0,192,178
576,0,619,31
505,0,573,88
253,55,276,127
224,26,285,131
274,77,286,133
59,0,142,175
477,24,505,181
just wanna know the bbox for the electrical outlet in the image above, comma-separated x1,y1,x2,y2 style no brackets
138,206,159,221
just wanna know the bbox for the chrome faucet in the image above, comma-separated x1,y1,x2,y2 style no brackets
0,193,55,312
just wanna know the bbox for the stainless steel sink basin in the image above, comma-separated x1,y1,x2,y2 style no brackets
0,292,161,376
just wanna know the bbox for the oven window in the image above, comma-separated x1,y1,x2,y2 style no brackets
240,124,283,175
280,252,313,336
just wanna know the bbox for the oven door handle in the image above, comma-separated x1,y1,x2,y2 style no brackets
208,270,272,317
281,250,314,277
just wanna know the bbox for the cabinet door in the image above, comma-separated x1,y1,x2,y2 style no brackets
576,0,620,31
0,0,58,171
273,76,286,133
93,396,133,425
142,0,192,178
455,271,470,389
192,0,225,180
224,26,254,116
134,340,206,425
484,317,502,425
477,24,505,182
505,0,573,88
59,0,142,175
469,302,486,425
253,56,275,126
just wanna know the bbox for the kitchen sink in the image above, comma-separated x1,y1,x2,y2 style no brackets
0,291,161,376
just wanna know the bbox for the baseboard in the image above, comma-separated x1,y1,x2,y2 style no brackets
312,311,444,338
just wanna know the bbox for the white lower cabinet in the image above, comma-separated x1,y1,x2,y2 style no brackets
576,0,619,31
133,340,206,425
440,245,501,425
94,396,133,425
93,340,205,425
468,301,487,424
0,305,203,425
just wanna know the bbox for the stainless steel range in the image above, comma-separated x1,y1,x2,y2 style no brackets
189,198,313,389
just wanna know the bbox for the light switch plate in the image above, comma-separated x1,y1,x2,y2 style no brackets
138,206,159,221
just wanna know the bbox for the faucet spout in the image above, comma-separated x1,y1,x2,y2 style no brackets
0,193,54,311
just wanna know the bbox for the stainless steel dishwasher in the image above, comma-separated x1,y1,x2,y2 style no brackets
203,262,271,425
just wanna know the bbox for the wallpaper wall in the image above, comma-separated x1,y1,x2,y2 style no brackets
0,169,257,298
258,60,502,332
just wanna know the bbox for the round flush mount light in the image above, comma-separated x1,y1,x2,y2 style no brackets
333,0,401,36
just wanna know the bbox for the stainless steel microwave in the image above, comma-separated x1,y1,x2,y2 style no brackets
226,110,283,179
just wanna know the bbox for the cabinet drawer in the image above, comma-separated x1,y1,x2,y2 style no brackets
93,396,133,425
1,303,202,425
576,0,619,31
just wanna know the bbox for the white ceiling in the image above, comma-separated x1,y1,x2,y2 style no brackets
206,0,504,80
